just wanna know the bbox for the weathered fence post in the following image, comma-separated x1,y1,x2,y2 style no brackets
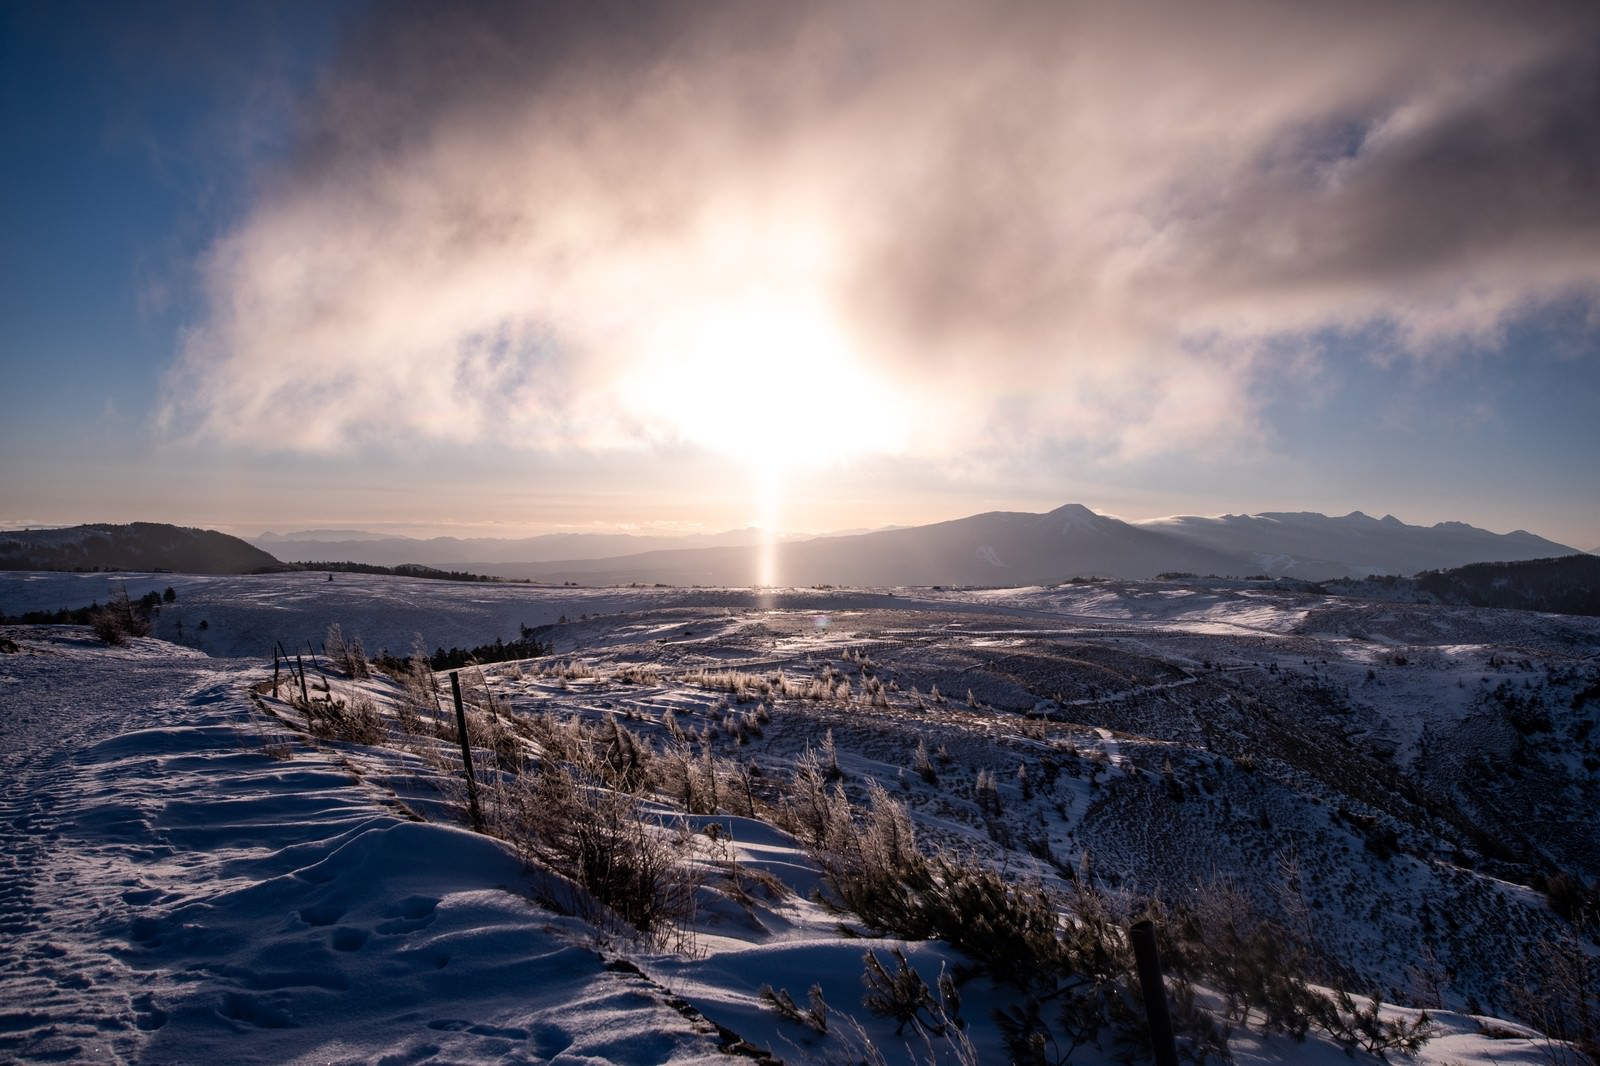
295,653,309,704
306,642,332,693
273,652,280,698
450,671,483,832
1130,919,1179,1066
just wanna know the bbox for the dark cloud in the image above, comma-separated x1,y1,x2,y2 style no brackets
1179,34,1600,309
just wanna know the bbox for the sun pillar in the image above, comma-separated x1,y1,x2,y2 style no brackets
756,465,781,596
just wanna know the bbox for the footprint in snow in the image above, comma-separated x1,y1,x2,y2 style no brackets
330,926,369,952
376,895,438,934
216,991,292,1030
131,993,167,1031
297,903,344,927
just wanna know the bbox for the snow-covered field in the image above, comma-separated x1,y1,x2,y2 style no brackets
3,571,1596,1064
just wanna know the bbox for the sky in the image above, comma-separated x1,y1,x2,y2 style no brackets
3,0,1598,550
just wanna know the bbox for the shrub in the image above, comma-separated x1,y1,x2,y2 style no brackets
1313,991,1435,1059
337,694,385,745
1173,877,1322,1038
808,785,1230,1063
597,714,652,793
397,672,436,737
914,739,938,785
862,948,960,1036
760,983,829,1033
821,728,844,782
324,623,370,679
783,747,852,849
293,687,386,746
89,589,151,645
1505,932,1600,1065
502,757,694,942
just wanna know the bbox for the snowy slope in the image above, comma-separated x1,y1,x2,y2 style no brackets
0,629,727,1064
3,572,1595,1065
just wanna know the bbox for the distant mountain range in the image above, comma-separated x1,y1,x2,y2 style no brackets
0,523,277,574
1133,509,1575,579
252,504,1579,586
252,526,790,565
2,508,1578,585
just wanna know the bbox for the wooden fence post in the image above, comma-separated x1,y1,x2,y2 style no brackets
1130,920,1179,1066
450,671,483,832
306,642,332,693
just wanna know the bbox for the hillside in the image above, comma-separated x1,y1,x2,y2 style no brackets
1327,554,1600,616
0,523,280,574
1416,554,1600,615
4,571,1596,1063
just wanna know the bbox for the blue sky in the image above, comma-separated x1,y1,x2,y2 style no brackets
3,0,1597,550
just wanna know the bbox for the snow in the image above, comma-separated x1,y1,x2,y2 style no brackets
0,629,726,1064
3,571,1595,1065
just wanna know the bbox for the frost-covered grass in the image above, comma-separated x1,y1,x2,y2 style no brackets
2,571,1597,1064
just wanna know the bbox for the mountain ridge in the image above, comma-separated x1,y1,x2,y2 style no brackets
1134,509,1571,580
249,526,797,566
0,523,280,574
475,505,1578,586
5,508,1579,586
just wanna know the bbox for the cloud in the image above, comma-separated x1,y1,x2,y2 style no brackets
162,0,1600,468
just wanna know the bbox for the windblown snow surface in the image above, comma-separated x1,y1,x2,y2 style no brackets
3,571,1596,1065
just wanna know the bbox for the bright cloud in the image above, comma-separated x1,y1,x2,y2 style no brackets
162,0,1600,472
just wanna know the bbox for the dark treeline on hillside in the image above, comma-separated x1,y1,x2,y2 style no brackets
0,587,176,644
3,603,108,626
1,587,176,627
1414,554,1600,615
1342,554,1600,615
373,629,552,673
272,561,502,583
0,523,278,574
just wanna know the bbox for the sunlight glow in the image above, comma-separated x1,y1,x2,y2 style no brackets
755,466,781,589
627,297,908,471
626,292,910,591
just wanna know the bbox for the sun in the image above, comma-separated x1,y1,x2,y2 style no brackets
627,296,907,473
621,295,906,589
